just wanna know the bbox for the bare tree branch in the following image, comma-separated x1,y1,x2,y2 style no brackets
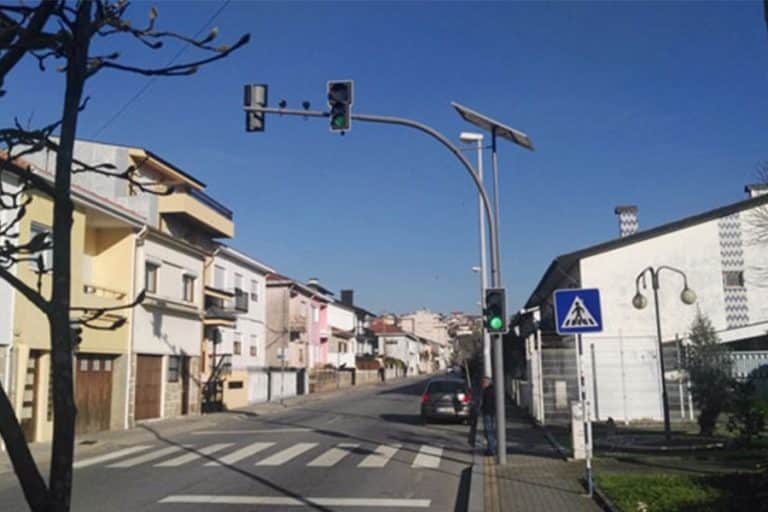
0,1,57,93
0,263,49,313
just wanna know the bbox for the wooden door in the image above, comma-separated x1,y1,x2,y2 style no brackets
20,351,40,442
181,356,190,416
75,355,114,435
135,355,162,421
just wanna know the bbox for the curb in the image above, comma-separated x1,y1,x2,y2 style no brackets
468,448,485,512
540,427,571,461
582,479,621,512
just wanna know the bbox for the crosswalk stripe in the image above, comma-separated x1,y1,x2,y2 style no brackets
108,445,186,468
205,442,275,466
357,444,401,468
154,443,234,467
159,495,432,507
412,445,443,468
73,445,152,469
306,443,359,467
254,442,317,466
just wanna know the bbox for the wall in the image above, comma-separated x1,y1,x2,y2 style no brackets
132,235,204,356
0,175,19,348
222,369,248,409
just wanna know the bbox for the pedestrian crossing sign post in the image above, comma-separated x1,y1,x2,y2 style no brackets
553,288,602,498
554,288,603,335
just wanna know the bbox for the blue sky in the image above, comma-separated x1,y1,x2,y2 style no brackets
4,1,768,315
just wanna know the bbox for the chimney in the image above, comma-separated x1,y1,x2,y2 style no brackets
341,289,354,307
614,206,639,238
745,184,768,198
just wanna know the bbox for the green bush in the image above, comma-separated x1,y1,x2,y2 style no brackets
727,381,766,445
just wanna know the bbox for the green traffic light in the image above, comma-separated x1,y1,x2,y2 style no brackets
489,316,503,330
332,115,346,128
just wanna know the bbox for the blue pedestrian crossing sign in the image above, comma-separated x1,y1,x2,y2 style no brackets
554,288,603,335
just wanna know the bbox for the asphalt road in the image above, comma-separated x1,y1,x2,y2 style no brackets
0,376,474,511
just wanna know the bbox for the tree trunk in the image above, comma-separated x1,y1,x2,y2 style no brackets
47,3,91,511
0,385,48,510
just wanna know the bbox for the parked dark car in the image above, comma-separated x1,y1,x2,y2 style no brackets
420,377,471,423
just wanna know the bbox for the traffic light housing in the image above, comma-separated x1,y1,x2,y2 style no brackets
244,84,267,132
484,288,508,334
327,80,353,132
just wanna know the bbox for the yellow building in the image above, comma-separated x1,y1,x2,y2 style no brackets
10,170,144,442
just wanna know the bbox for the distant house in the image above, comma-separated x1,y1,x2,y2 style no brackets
512,187,768,425
371,319,421,375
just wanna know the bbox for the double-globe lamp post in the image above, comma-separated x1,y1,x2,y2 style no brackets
632,265,697,441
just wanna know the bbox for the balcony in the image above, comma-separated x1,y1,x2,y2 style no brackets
204,296,238,327
289,315,307,333
159,187,234,238
80,283,128,310
234,288,249,313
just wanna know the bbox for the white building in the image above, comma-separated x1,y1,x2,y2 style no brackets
205,246,274,407
327,301,356,369
0,172,19,405
514,187,768,425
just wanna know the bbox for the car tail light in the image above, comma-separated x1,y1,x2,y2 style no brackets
421,393,430,404
458,392,470,404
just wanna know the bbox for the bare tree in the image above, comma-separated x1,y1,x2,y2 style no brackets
0,2,248,511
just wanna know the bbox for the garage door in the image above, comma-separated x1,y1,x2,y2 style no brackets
135,355,162,421
75,355,114,435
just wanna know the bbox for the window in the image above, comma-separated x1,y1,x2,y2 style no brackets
183,274,195,302
233,340,242,355
234,273,243,291
339,342,347,353
167,356,180,382
29,222,52,272
312,306,319,323
214,265,226,289
145,262,159,293
235,288,249,312
723,270,745,288
250,279,259,301
228,381,244,389
250,335,258,357
298,348,304,363
290,331,301,341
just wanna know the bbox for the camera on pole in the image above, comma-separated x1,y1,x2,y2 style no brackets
484,288,508,334
244,84,268,132
327,80,353,132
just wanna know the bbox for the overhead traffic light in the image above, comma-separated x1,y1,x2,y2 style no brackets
244,84,267,132
327,80,353,132
484,288,508,334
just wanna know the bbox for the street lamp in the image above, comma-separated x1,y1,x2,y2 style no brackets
453,102,534,466
632,265,696,441
462,131,492,380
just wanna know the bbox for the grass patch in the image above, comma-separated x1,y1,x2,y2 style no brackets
595,471,768,511
596,474,725,512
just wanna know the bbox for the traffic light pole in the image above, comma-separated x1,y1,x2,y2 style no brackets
244,104,508,464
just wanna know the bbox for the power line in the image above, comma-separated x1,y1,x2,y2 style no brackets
91,0,231,138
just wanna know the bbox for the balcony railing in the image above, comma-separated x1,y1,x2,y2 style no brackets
189,187,233,220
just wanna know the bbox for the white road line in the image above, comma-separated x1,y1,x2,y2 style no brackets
306,443,359,467
154,443,234,467
254,442,317,466
205,442,275,466
191,428,311,435
357,444,401,468
412,445,443,468
158,495,431,508
73,445,152,469
108,445,186,468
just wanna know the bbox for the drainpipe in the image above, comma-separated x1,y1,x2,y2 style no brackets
125,226,148,428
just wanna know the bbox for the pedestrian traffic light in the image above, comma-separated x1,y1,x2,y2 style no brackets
244,84,267,132
484,288,508,334
327,80,353,132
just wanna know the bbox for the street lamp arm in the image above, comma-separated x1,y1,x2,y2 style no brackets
657,265,689,287
352,112,499,285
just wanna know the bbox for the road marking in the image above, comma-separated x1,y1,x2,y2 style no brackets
108,445,186,468
205,442,275,466
412,445,443,468
74,445,152,469
154,443,234,467
254,442,317,466
358,444,401,468
158,495,431,507
306,443,359,467
191,428,311,435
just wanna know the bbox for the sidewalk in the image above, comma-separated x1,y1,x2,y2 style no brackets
471,405,600,512
0,374,421,477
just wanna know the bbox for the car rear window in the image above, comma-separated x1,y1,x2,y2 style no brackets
427,381,466,393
